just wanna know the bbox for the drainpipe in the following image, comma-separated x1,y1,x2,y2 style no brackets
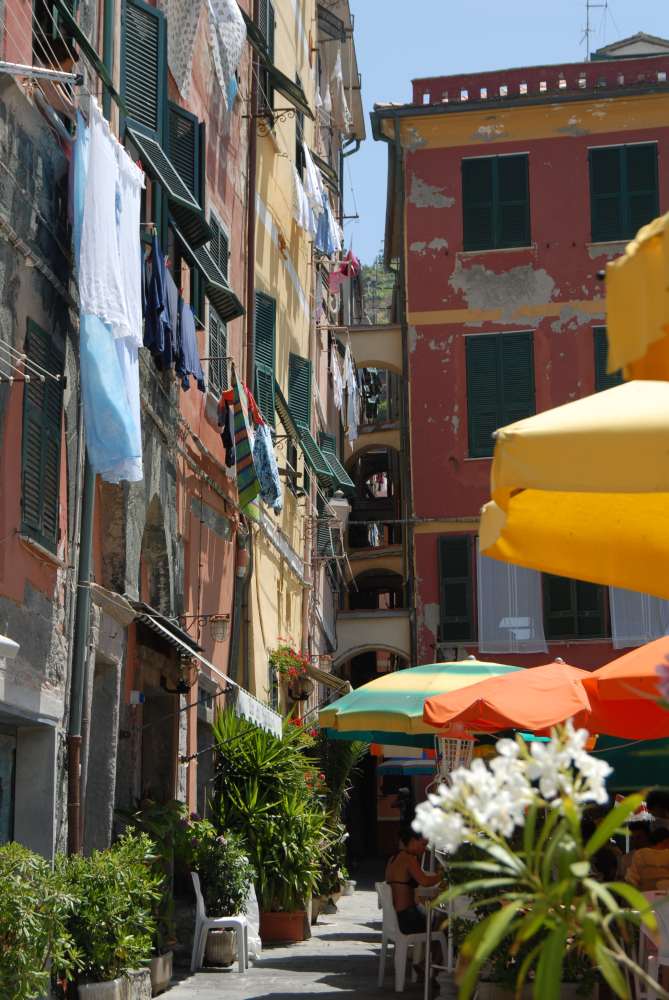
241,526,254,691
392,118,417,667
229,523,249,685
68,0,114,855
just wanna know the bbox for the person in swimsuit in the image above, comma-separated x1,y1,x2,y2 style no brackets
385,827,442,934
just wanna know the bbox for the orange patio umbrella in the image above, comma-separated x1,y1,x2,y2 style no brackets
422,661,591,735
584,636,669,704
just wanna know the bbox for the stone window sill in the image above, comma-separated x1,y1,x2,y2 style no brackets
18,533,66,569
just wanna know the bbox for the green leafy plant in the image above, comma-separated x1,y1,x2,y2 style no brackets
268,642,309,679
0,842,79,1000
415,723,667,1000
193,831,255,916
314,734,367,898
56,832,161,985
212,709,326,913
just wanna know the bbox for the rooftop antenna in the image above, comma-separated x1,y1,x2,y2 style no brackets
582,0,608,60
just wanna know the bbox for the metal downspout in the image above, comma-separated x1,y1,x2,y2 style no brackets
68,0,115,855
393,118,417,667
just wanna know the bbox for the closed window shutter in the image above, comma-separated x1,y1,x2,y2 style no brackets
466,335,501,458
462,158,494,251
499,332,534,426
209,216,229,280
626,143,659,236
122,0,166,141
593,327,623,391
254,291,276,427
438,535,475,642
590,147,623,242
208,308,227,395
317,494,335,557
258,0,275,114
168,102,200,201
21,321,64,551
543,574,607,640
497,155,530,247
288,353,312,428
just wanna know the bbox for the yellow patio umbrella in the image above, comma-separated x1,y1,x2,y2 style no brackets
606,212,669,379
479,380,669,600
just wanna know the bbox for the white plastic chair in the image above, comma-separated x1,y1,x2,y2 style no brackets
190,872,249,974
638,892,669,1000
376,881,447,993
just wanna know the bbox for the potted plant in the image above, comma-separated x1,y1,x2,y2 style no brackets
212,709,327,944
56,832,161,999
118,799,195,994
0,842,78,1000
269,643,313,701
192,831,255,965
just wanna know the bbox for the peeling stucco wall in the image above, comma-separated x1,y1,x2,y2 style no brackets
449,261,556,323
409,173,455,209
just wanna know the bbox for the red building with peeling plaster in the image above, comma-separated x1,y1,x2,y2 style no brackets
372,33,669,672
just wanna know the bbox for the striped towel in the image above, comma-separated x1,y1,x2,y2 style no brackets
233,369,260,509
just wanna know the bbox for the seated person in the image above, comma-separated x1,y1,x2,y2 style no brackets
385,827,441,934
626,826,669,891
618,819,653,878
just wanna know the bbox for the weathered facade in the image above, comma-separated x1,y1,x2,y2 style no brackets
373,35,669,672
0,0,364,856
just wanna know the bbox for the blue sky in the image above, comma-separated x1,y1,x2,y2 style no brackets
344,0,668,264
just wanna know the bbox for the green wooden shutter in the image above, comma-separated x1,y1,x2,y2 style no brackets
496,155,530,248
258,0,275,114
209,216,229,279
122,0,166,141
254,291,276,427
590,147,623,242
317,494,335,557
21,321,64,552
466,335,501,458
593,327,623,391
438,535,474,642
319,432,355,494
499,332,534,426
288,353,312,428
626,143,658,237
543,574,606,640
462,157,494,251
168,102,200,201
208,308,227,395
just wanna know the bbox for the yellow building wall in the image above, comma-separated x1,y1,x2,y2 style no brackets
248,0,317,702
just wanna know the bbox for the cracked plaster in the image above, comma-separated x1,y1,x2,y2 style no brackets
409,174,454,208
449,260,557,323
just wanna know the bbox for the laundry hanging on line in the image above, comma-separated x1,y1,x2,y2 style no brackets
74,100,144,484
219,383,282,514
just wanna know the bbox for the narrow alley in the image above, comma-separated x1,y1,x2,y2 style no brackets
168,879,452,1000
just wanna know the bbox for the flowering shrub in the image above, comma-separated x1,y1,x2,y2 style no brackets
269,643,310,679
414,722,665,1000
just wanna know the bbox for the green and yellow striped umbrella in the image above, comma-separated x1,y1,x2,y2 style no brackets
319,659,521,738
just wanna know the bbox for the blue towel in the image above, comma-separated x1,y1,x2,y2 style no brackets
176,299,205,392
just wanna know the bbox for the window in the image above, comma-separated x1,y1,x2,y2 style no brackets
33,0,77,65
589,144,658,243
254,291,276,427
466,332,535,458
438,535,475,642
593,327,623,391
286,439,299,493
257,0,275,117
121,0,166,141
209,215,229,280
295,76,305,178
543,574,608,640
168,102,205,205
208,308,227,395
21,320,64,553
462,154,530,251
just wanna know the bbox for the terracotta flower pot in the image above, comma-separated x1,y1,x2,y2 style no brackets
259,910,307,943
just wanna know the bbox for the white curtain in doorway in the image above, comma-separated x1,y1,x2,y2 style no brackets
609,587,669,649
477,543,548,654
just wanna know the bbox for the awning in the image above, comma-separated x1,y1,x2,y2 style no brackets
132,601,202,654
319,433,354,495
132,604,282,738
126,128,210,249
174,226,245,323
274,383,334,486
480,380,669,600
239,8,313,120
305,662,351,693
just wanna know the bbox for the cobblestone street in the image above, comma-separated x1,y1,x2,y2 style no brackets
168,880,434,999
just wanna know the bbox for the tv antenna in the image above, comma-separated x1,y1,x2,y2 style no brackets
582,0,609,59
